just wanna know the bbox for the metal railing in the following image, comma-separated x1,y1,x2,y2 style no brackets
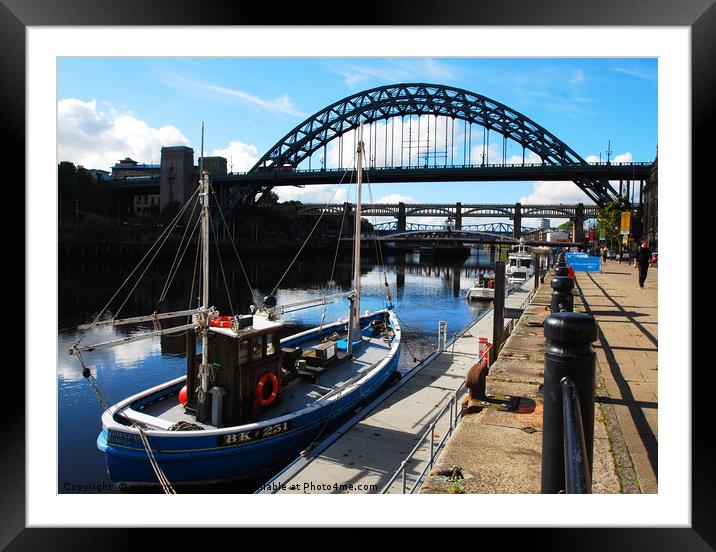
541,311,597,494
380,344,492,494
561,377,592,494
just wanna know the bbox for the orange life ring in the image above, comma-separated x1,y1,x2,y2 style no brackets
210,315,234,328
256,372,279,407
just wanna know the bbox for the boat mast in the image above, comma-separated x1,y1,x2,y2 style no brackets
349,122,364,349
198,123,211,420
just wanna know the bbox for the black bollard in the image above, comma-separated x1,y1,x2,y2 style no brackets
551,252,573,312
550,274,574,313
541,312,597,494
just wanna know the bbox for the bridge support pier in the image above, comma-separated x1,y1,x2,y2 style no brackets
397,202,407,232
573,203,585,244
513,202,522,239
396,269,405,301
452,265,461,298
342,202,353,237
455,202,462,231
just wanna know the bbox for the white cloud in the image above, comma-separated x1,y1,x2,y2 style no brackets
157,72,305,118
519,180,596,205
329,59,458,88
211,141,259,172
610,66,657,81
58,98,190,171
375,193,416,204
613,152,633,163
275,184,349,205
585,151,632,164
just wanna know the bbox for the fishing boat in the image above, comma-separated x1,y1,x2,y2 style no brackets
69,122,401,490
506,238,534,285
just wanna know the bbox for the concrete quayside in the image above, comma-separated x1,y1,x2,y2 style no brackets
257,279,536,494
257,255,657,495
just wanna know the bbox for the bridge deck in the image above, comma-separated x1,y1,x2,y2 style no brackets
215,163,651,187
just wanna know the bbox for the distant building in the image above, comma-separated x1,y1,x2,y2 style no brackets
546,230,569,243
106,148,227,219
539,218,551,229
111,157,161,180
641,156,658,250
88,169,111,182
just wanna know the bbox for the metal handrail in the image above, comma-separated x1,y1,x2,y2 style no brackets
380,344,492,494
561,377,592,493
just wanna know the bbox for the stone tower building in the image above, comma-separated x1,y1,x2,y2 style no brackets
159,146,195,210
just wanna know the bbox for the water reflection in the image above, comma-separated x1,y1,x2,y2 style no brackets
58,247,507,492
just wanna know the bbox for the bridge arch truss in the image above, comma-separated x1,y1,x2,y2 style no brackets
250,83,618,205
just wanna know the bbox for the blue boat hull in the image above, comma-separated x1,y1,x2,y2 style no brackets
97,311,401,486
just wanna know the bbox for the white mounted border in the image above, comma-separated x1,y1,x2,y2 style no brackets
28,26,688,527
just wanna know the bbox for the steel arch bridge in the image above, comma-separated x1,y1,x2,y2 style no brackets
239,83,618,206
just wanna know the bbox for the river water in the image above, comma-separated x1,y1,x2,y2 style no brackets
57,246,508,493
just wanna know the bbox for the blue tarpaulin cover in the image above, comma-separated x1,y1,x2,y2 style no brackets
565,252,601,272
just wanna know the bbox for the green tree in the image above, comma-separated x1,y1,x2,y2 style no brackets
257,191,280,205
58,162,118,219
596,197,629,248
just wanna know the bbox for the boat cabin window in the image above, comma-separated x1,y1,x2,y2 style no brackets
266,332,277,356
251,335,264,361
521,259,532,268
238,340,249,364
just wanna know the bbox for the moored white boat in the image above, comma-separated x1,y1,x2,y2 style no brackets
465,274,496,302
506,239,534,285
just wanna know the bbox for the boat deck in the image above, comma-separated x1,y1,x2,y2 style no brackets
134,331,393,429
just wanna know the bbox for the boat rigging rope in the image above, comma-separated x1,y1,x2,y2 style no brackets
157,197,202,306
209,182,261,310
73,188,200,348
76,352,176,494
365,177,392,310
267,164,355,299
114,192,201,319
210,215,235,315
187,229,202,318
360,151,393,310
319,170,355,331
135,426,176,494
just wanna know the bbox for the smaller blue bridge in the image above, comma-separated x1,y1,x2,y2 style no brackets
372,221,536,236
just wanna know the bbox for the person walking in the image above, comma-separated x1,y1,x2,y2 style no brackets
636,240,653,288
601,247,607,272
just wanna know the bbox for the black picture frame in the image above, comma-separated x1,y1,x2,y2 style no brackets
5,0,708,548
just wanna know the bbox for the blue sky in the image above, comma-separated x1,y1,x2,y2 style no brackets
58,57,657,211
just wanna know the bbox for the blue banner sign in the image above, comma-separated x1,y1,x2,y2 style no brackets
565,252,601,272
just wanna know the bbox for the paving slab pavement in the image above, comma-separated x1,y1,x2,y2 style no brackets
574,261,658,493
